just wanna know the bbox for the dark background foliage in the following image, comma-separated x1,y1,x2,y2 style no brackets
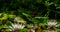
0,0,60,21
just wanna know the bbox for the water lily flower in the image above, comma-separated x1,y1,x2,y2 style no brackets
4,24,25,32
47,20,57,27
14,17,26,24
12,24,25,30
47,20,58,30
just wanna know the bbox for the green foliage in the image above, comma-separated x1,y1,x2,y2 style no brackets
20,28,29,32
0,0,60,19
0,0,60,32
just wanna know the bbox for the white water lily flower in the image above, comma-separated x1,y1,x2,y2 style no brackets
14,17,26,24
11,24,25,31
47,20,58,29
14,17,21,22
47,21,57,26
